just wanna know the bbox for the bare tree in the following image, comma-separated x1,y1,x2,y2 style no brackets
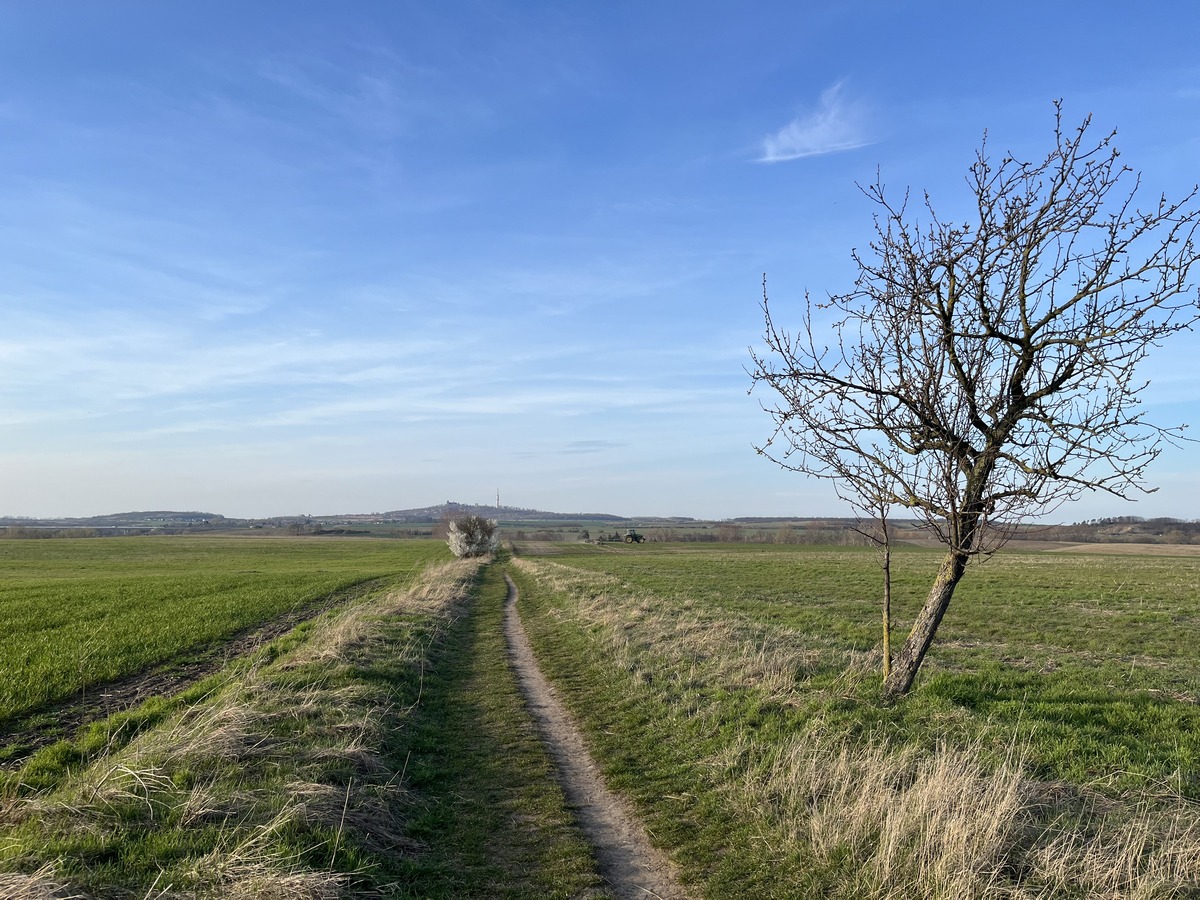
715,522,745,543
750,104,1200,699
850,500,896,682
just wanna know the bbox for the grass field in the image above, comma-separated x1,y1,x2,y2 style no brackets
511,542,1200,896
0,536,449,730
2,537,1198,896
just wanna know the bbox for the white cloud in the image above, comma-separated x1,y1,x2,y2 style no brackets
759,80,872,163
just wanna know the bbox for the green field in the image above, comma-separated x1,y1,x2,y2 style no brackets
510,542,1200,896
557,543,1200,679
2,537,1198,897
517,543,1200,789
0,536,449,728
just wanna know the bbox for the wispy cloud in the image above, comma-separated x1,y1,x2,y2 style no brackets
563,440,624,454
258,52,414,142
758,80,872,163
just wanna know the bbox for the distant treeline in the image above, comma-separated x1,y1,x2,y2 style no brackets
510,523,874,546
644,524,872,545
1,526,106,539
1007,517,1200,545
0,526,218,538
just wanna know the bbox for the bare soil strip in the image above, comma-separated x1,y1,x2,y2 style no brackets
0,578,386,767
502,574,688,900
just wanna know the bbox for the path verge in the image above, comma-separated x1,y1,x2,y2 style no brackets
503,574,687,900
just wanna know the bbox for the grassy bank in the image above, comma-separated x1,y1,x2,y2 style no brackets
510,545,1200,897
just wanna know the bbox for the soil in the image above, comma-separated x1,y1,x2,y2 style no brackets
0,578,386,767
901,536,1200,556
502,575,689,900
1041,541,1200,557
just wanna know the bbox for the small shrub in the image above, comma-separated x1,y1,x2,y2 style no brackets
446,516,499,558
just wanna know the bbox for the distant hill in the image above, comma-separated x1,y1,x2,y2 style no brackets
342,501,635,524
0,503,633,529
0,511,225,528
1007,516,1200,545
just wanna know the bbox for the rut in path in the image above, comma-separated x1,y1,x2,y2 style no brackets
502,574,688,900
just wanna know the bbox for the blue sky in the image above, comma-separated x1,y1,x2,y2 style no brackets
1,1,1197,520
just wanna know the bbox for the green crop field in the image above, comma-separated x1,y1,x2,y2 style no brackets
0,536,449,729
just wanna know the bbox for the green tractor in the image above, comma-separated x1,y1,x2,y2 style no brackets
623,528,646,544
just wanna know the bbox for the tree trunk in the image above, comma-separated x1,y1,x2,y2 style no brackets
882,549,968,698
881,540,892,682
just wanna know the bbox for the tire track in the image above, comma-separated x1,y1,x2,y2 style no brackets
0,578,386,767
502,574,688,899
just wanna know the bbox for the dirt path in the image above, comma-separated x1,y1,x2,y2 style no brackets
502,575,688,900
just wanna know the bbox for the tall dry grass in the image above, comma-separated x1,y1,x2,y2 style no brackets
0,865,87,900
716,727,1200,898
712,734,1024,898
513,557,824,701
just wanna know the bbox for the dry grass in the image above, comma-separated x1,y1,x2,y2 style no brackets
182,806,348,900
0,865,87,900
514,557,828,702
716,728,1200,898
282,558,478,668
713,734,1024,898
285,779,420,856
1027,805,1200,898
